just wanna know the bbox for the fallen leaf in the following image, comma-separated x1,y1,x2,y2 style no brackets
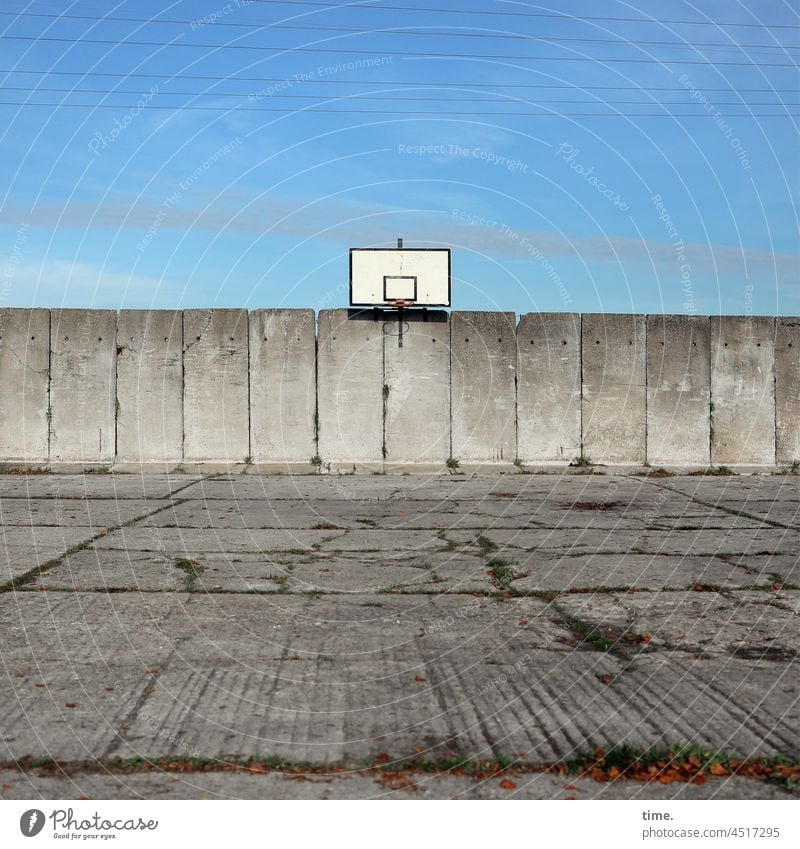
709,763,729,776
608,767,621,779
499,779,516,790
374,752,391,764
65,703,77,708
414,675,426,683
564,784,579,791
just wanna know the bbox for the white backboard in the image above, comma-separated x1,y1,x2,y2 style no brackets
350,248,451,307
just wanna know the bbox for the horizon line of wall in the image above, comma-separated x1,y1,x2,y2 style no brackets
0,308,798,468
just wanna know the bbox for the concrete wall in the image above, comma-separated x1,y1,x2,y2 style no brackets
646,314,710,467
451,311,517,462
0,308,49,462
384,311,450,465
183,309,249,463
249,309,316,464
116,310,183,463
582,313,646,464
317,309,383,466
0,309,796,468
711,316,776,466
775,317,800,465
516,312,581,463
49,309,117,464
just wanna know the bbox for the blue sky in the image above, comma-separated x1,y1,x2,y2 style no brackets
0,0,797,316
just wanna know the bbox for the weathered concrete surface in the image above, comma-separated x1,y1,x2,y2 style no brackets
711,316,776,466
183,309,249,463
646,314,710,467
317,309,383,466
450,312,517,463
384,311,450,465
49,309,117,463
249,309,316,464
0,769,792,801
1,472,799,800
581,314,646,464
516,312,581,463
775,317,800,465
0,308,50,463
115,310,183,463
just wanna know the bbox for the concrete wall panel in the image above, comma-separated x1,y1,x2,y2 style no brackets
317,309,383,466
450,311,517,463
49,309,117,463
516,312,581,463
0,308,50,462
646,315,710,467
710,316,776,466
581,313,646,464
116,310,183,463
183,309,249,463
775,317,799,465
384,311,450,464
249,309,316,464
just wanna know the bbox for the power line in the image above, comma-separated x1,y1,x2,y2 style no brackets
5,86,796,106
2,69,796,93
3,35,798,66
231,1,800,31
1,10,796,52
0,100,795,116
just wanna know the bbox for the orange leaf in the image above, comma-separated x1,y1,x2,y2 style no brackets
608,767,621,779
499,779,516,790
414,675,426,683
709,763,729,776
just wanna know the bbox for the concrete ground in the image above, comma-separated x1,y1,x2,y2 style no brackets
0,470,798,800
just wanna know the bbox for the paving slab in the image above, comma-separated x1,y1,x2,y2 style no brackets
448,527,800,557
719,554,800,585
0,474,203,500
32,549,184,592
612,655,799,758
92,527,350,554
0,764,788,800
1,471,798,801
0,769,792,801
509,553,754,592
0,498,154,527
0,528,100,584
557,590,800,659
